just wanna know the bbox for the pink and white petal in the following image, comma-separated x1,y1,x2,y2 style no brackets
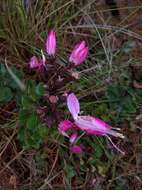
75,116,124,138
73,41,86,55
75,116,110,136
46,30,56,55
69,41,86,64
67,93,80,120
94,118,124,138
78,46,89,62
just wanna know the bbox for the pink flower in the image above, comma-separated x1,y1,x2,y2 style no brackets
29,56,39,69
58,120,74,137
70,145,83,154
29,54,46,70
46,30,56,56
69,41,89,65
67,93,124,138
58,93,124,154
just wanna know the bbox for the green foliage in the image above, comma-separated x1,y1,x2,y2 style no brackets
0,87,13,103
26,80,45,100
0,63,24,105
0,61,47,149
64,165,76,178
80,80,142,125
18,110,48,149
107,84,142,122
18,80,47,149
115,180,125,190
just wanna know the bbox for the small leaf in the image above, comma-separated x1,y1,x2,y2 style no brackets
39,126,48,138
65,165,76,178
27,114,39,131
19,109,30,125
35,83,45,97
5,60,25,91
0,64,6,75
0,87,13,103
22,95,33,109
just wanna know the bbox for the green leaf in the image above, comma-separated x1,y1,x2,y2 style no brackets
27,114,39,131
65,165,76,178
22,95,33,109
122,97,136,114
5,62,25,91
19,109,30,125
39,126,48,138
95,145,104,158
0,64,6,76
0,86,13,103
115,180,125,190
35,83,45,97
18,126,26,144
26,80,38,100
107,85,122,102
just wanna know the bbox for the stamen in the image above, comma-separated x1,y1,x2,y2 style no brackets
106,135,125,155
108,130,125,139
111,127,121,131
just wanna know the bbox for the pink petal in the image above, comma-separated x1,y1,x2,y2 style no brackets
46,30,56,56
77,47,88,65
29,56,39,69
75,116,110,136
72,41,86,56
69,133,78,144
69,41,88,66
67,93,80,120
58,120,74,137
70,145,83,154
75,116,124,138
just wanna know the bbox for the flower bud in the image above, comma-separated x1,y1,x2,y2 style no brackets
46,30,56,56
69,41,88,65
29,56,39,69
70,145,83,154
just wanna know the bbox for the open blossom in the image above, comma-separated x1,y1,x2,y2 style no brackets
46,30,56,56
58,93,124,154
59,93,124,143
67,93,124,138
69,41,88,66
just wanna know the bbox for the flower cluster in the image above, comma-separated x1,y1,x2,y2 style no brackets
28,29,124,155
59,93,125,154
29,30,88,69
